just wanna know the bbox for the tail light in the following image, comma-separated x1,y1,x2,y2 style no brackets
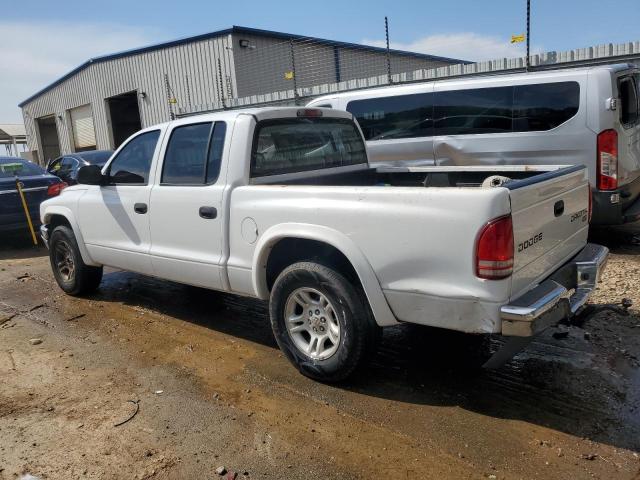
297,108,323,117
596,129,618,190
47,181,67,197
476,215,514,280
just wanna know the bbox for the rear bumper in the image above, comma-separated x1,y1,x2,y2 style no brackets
591,175,640,225
501,243,608,337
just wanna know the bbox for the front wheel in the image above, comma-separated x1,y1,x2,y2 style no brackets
269,261,378,382
49,225,103,296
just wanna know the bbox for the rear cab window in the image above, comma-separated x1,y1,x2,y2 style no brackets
250,117,367,178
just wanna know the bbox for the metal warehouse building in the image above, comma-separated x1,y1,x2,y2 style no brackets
19,26,461,164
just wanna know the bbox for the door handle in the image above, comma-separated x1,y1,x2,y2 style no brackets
554,200,564,217
134,203,148,214
199,206,217,219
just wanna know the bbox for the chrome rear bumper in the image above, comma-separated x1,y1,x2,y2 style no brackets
501,243,609,337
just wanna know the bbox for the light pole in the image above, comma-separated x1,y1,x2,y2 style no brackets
526,0,531,71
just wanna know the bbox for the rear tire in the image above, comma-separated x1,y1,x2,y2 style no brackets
49,225,103,296
269,261,378,382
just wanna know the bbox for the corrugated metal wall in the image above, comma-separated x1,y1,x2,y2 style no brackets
21,34,236,161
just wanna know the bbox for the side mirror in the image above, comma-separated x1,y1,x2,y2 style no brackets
77,164,105,185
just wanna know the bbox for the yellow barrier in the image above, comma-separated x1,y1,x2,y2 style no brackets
15,179,38,246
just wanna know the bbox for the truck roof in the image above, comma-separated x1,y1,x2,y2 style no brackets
152,106,354,131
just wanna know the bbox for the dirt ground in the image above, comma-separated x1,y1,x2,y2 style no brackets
1,230,640,480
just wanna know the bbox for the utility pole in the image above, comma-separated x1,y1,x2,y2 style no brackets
526,0,531,71
385,16,392,84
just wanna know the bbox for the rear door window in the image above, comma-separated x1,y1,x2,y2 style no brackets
434,87,513,135
619,75,639,127
513,81,580,131
347,93,434,140
161,122,227,185
251,117,366,177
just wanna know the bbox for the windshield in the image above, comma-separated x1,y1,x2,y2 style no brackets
79,150,113,166
251,117,367,177
0,158,45,178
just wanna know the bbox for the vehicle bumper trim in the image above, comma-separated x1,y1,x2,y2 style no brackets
40,224,50,248
500,243,608,337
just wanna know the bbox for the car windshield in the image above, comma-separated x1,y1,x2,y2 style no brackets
0,158,45,178
78,150,113,166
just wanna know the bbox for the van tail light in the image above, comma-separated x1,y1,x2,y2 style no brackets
47,181,67,197
596,129,618,190
476,215,514,280
588,184,593,223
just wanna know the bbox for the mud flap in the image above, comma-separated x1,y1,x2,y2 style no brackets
482,335,536,369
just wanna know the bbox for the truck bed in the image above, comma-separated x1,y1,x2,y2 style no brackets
263,165,565,189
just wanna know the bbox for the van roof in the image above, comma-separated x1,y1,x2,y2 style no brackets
308,63,639,102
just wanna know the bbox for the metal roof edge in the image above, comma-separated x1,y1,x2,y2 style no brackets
19,25,466,108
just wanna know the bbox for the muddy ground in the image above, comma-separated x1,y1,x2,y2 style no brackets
1,231,640,480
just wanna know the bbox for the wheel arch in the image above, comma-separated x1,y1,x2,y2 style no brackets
252,223,397,326
43,206,99,267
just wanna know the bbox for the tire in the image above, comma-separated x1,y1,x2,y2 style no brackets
269,261,379,382
49,225,103,296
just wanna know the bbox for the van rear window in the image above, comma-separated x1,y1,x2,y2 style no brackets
251,118,367,177
513,82,580,131
619,75,639,127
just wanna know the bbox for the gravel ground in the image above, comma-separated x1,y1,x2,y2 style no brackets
0,230,639,480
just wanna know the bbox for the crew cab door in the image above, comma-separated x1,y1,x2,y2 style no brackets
77,129,162,275
148,120,228,289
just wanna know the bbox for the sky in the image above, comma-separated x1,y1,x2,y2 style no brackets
1,0,639,122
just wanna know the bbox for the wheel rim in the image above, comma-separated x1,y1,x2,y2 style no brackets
54,240,75,283
284,287,341,360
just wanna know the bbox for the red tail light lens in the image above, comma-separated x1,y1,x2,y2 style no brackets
596,129,618,190
476,215,514,280
297,108,323,117
47,182,67,197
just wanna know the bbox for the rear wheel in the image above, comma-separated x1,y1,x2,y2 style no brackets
49,225,103,296
269,261,379,382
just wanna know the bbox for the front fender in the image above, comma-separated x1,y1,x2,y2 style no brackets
252,223,398,327
42,204,100,267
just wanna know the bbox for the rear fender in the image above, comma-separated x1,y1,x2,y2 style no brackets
252,223,398,327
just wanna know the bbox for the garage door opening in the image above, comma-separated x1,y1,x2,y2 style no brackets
36,116,61,164
107,91,142,148
69,104,97,152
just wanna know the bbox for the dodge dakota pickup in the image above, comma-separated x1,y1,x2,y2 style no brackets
40,107,608,381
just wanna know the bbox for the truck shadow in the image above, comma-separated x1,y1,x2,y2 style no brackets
93,267,640,454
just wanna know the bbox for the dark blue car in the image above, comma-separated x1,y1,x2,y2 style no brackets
0,157,66,234
46,150,113,185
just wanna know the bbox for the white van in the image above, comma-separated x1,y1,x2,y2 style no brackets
307,63,640,226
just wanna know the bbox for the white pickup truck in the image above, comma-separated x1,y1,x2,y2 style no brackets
40,107,608,381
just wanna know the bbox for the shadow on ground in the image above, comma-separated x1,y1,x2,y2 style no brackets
0,234,48,261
